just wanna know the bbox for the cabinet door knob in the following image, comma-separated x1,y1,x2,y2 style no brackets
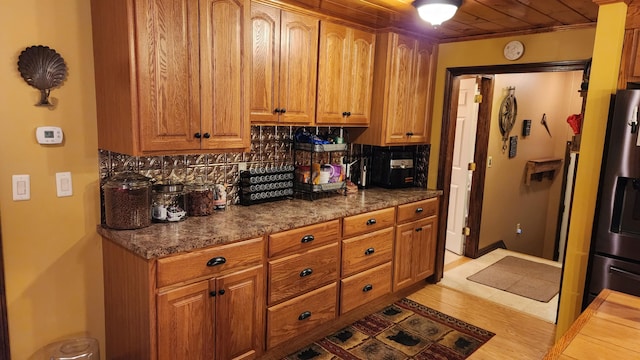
203,133,211,139
206,256,227,267
209,291,216,297
298,311,312,321
301,234,315,243
362,284,373,292
415,207,423,213
299,268,313,277
406,132,414,136
364,247,375,256
280,108,286,114
415,227,423,232
366,218,377,226
274,108,281,113
194,132,202,139
218,289,225,295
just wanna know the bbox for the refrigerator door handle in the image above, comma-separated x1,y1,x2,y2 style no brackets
609,265,640,283
632,105,639,138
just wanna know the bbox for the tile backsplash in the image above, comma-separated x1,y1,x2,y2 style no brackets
99,126,430,207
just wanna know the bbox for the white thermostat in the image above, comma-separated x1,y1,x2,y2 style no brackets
36,126,64,144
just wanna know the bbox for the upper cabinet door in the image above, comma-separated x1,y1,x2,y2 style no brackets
277,10,319,124
345,27,375,125
316,22,349,125
92,0,250,155
407,39,436,144
385,33,416,144
200,0,250,150
250,3,318,125
354,31,436,146
250,3,281,123
316,22,374,125
385,34,436,144
137,0,201,152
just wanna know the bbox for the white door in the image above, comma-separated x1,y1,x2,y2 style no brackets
446,77,480,255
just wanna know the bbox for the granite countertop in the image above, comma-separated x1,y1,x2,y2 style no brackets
98,187,442,259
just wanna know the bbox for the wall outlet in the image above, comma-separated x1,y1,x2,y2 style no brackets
238,162,247,171
488,156,493,168
516,223,522,234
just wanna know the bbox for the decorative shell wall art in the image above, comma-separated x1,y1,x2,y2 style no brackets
17,45,67,107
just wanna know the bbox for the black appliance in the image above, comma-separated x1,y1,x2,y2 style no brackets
585,89,640,308
371,148,415,188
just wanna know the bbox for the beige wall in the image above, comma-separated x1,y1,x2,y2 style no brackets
0,1,103,359
428,28,597,187
479,71,583,258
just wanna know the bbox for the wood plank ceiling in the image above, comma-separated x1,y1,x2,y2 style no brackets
277,0,600,42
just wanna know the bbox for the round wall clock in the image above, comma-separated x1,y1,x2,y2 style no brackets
503,40,524,61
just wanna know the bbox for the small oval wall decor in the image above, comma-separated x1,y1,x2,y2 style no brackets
17,45,67,107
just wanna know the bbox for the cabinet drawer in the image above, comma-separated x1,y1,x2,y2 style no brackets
340,262,392,314
157,237,263,288
342,227,393,277
268,220,340,258
267,282,337,349
397,198,438,224
343,207,395,238
268,243,339,304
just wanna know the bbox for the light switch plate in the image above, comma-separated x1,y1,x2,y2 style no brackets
56,172,73,197
12,174,30,201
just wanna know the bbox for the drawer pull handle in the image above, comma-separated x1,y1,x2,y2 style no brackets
415,227,423,232
363,284,373,292
416,207,423,213
301,235,315,243
366,218,377,226
206,256,227,267
364,248,375,256
300,268,313,277
298,311,312,321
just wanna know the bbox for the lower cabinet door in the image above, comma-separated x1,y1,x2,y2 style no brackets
157,266,265,360
393,221,415,291
266,282,337,349
215,266,265,360
157,280,215,360
340,262,392,314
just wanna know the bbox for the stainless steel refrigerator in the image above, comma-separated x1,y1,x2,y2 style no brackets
584,89,640,308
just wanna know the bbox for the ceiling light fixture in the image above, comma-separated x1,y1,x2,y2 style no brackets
412,0,462,26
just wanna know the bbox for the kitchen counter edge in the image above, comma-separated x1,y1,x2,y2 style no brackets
97,188,442,259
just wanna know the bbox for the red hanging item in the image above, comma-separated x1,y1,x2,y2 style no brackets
567,113,583,135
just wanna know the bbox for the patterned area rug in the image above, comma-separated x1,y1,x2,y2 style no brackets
285,298,495,359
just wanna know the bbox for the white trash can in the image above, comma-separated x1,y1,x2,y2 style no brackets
48,337,99,360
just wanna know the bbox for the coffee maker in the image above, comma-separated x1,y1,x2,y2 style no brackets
371,147,415,188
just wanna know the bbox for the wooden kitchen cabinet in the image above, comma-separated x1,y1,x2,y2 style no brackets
340,229,393,314
102,237,265,360
393,199,438,291
90,0,250,155
157,266,264,360
316,21,375,125
250,2,318,125
266,220,340,348
352,31,437,145
619,28,640,88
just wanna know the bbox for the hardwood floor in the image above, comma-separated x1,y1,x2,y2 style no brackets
407,284,557,359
